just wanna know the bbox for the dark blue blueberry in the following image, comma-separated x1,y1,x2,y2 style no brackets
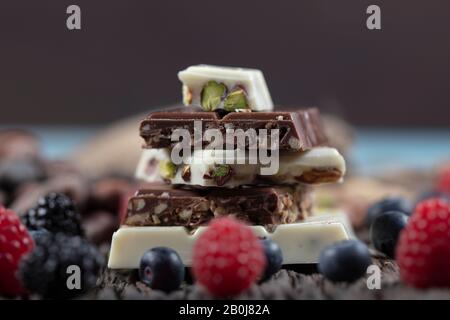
370,211,408,258
139,247,185,292
318,240,372,282
260,239,283,281
365,197,412,228
415,190,450,207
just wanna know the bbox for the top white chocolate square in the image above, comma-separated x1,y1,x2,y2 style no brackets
178,65,274,111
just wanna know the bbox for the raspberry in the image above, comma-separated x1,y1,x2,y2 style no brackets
192,217,265,297
22,193,83,236
0,206,34,296
396,198,450,288
18,232,104,299
437,166,450,195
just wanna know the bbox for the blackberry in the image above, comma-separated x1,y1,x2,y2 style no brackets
29,228,51,243
18,232,104,299
22,193,83,236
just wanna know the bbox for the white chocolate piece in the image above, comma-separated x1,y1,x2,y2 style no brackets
270,147,346,184
135,147,346,187
135,148,171,182
108,213,353,269
178,65,273,111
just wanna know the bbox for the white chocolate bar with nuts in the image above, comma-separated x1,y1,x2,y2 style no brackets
135,147,346,187
178,65,274,111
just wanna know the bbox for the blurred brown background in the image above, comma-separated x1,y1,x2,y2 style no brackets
0,0,449,127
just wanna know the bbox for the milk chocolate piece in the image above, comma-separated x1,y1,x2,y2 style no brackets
124,184,312,230
125,187,210,228
139,108,327,151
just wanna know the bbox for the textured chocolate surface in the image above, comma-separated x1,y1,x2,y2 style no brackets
124,184,312,229
96,252,450,300
139,108,328,151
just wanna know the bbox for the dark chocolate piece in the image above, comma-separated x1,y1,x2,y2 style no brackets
123,184,312,230
139,108,327,151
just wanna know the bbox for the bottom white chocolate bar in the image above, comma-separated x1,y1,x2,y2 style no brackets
108,213,353,269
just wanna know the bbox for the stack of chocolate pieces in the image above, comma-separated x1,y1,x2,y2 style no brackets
108,65,352,269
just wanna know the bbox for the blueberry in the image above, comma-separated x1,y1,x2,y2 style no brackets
139,247,185,292
318,240,372,282
370,211,408,258
365,197,412,228
260,239,283,281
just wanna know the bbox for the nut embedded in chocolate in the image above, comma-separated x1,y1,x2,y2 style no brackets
223,86,249,111
158,160,176,179
296,168,343,184
181,165,191,182
200,81,227,111
182,85,193,105
211,164,233,186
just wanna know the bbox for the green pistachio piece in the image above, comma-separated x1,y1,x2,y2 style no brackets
212,164,231,178
223,87,249,111
200,81,227,111
159,160,177,179
211,164,233,186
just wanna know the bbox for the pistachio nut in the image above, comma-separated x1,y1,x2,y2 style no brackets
200,81,227,111
159,160,177,179
211,164,234,186
223,87,248,111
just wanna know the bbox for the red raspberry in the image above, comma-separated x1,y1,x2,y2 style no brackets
396,198,450,288
192,217,266,297
0,206,34,296
437,166,450,195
